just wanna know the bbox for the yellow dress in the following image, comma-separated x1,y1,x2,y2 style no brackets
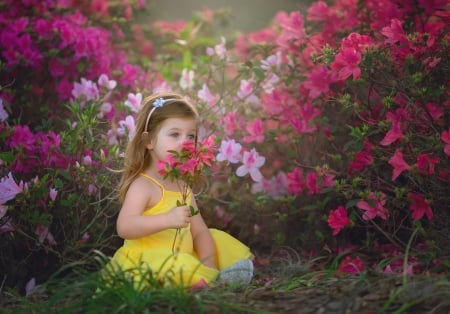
105,173,253,287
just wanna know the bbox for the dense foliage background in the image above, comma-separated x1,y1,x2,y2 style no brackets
0,0,448,295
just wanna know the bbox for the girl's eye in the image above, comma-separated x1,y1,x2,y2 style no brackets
187,134,195,140
170,132,180,138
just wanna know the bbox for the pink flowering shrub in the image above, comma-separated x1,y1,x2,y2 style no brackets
164,0,449,272
0,0,151,291
1,0,449,293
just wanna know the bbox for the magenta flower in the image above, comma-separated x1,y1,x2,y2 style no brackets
8,125,36,151
348,148,373,175
236,148,266,182
306,171,320,195
302,65,335,99
88,184,98,196
388,149,411,180
380,109,408,146
331,48,362,80
243,119,264,143
158,139,216,215
286,167,306,194
338,256,366,274
408,193,433,220
416,153,439,175
381,19,406,45
275,11,307,48
327,205,351,236
307,0,331,22
216,139,242,164
0,172,23,204
357,192,388,221
441,129,450,157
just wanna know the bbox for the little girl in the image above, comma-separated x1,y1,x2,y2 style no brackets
106,92,253,288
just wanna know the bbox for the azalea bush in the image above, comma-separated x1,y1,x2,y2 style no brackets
1,0,449,295
160,0,449,274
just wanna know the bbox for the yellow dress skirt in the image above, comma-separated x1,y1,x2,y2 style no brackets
104,174,253,288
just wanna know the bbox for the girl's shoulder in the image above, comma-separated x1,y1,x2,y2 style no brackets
128,174,162,197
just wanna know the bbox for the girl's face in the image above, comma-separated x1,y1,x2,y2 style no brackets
147,117,197,163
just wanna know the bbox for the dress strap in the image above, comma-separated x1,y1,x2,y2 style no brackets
139,173,164,190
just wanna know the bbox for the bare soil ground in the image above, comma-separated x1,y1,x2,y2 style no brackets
201,264,450,314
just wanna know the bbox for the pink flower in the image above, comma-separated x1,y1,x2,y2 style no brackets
179,158,199,176
0,219,15,234
441,129,450,157
260,51,282,71
190,278,209,291
117,115,136,139
338,256,366,274
71,78,99,102
0,98,8,122
416,153,439,175
408,193,433,220
0,172,23,204
223,112,240,136
380,109,408,146
327,206,351,236
0,204,7,219
8,125,36,151
98,74,117,90
251,172,288,199
302,65,335,99
243,119,264,143
275,11,307,48
179,68,194,90
88,184,98,195
348,150,373,174
197,83,217,107
216,139,242,164
425,103,444,122
331,48,362,80
83,155,92,166
381,19,406,45
357,192,388,221
286,167,306,194
388,149,411,180
306,172,320,195
49,188,58,201
236,149,265,182
307,0,330,21
237,79,258,103
124,92,142,113
207,36,227,59
35,225,57,246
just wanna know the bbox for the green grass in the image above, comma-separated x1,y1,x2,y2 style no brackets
2,252,450,314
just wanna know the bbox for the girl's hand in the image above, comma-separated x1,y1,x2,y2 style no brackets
166,205,191,228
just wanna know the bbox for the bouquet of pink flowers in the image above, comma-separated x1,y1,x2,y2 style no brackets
157,136,216,216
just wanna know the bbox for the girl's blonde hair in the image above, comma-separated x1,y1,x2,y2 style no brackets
118,92,199,203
